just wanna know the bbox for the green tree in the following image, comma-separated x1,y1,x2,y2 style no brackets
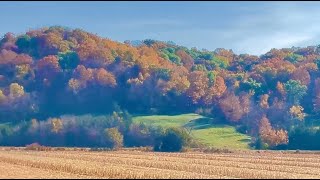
143,39,156,47
241,78,264,95
154,127,191,152
58,51,80,70
15,35,31,53
210,56,229,69
192,64,207,71
284,53,304,64
160,48,182,65
154,68,171,81
284,79,307,105
207,71,216,86
198,52,214,60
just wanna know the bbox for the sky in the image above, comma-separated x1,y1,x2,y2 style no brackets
1,1,320,55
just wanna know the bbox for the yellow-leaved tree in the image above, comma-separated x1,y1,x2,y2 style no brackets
9,83,25,99
104,127,123,149
51,118,63,133
289,105,305,121
0,90,6,103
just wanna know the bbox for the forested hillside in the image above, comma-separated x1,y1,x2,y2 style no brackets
1,26,320,150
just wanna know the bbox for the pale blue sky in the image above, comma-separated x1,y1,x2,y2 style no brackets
1,1,320,55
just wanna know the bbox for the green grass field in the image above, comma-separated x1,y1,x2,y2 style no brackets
133,114,251,150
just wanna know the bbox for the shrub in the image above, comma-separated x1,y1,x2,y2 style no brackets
154,127,192,152
125,123,155,147
25,142,52,151
89,147,112,152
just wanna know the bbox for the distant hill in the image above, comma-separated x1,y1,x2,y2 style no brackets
1,26,320,149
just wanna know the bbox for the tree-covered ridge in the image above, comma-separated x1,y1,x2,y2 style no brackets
1,26,320,149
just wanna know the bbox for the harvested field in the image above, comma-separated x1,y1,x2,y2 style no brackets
0,148,319,179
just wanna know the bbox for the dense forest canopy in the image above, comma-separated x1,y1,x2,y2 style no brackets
1,26,320,150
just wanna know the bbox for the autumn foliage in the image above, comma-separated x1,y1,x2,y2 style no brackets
1,26,320,149
259,115,289,148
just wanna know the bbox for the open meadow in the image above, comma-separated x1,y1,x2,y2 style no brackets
0,148,320,179
133,114,252,149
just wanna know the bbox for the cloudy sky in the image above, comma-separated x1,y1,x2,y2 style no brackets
1,1,320,55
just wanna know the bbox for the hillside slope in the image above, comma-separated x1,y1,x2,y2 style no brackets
1,26,320,149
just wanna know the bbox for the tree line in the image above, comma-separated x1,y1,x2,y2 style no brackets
1,26,320,150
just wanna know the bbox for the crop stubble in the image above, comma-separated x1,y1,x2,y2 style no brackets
0,149,319,179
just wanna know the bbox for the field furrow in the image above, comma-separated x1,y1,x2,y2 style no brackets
0,161,96,179
0,152,224,179
10,151,320,177
2,151,320,179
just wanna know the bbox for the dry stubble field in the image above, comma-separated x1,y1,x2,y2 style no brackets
0,148,320,179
